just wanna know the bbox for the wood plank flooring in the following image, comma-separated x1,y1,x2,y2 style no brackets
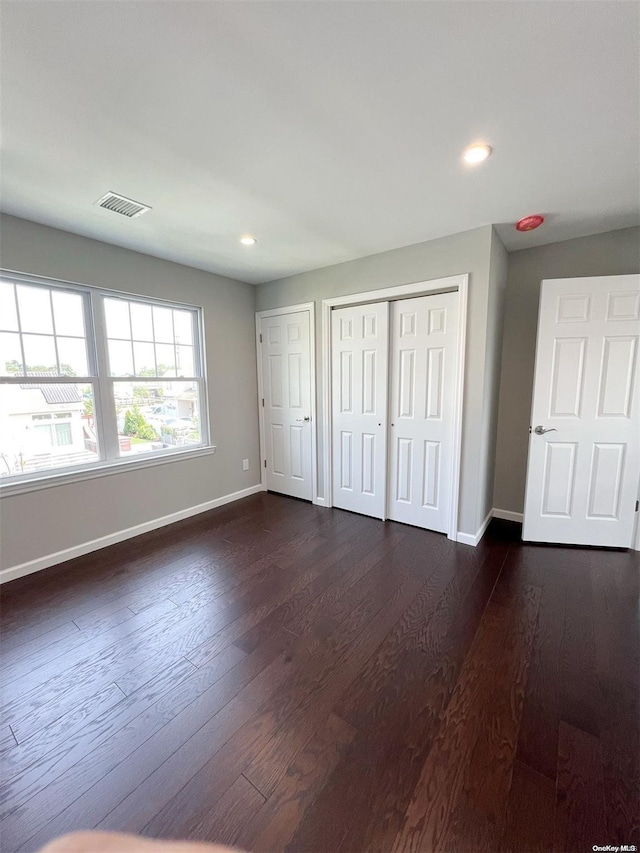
1,492,638,852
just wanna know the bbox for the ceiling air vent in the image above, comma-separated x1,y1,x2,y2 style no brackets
94,192,151,219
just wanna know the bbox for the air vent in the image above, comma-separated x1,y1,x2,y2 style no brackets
94,192,151,218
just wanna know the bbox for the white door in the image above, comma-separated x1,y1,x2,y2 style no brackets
260,310,313,501
523,275,640,547
388,293,459,532
331,302,389,518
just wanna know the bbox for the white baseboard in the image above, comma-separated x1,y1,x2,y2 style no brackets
314,496,328,507
0,483,264,586
492,508,524,523
456,509,493,547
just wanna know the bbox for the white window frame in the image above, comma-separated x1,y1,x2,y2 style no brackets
0,270,213,497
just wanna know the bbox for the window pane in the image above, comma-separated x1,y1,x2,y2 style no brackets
152,306,174,343
0,332,23,376
173,310,193,346
52,291,85,337
130,302,154,342
155,343,176,376
22,334,58,374
0,283,19,332
108,340,134,376
17,285,54,334
33,423,53,449
176,345,194,377
133,341,156,376
1,282,205,481
0,383,99,478
56,337,89,376
113,380,201,458
55,422,73,447
104,298,131,340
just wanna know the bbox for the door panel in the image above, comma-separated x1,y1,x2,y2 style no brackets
598,336,636,417
261,311,313,500
523,275,640,546
549,337,586,417
541,442,576,516
587,443,625,518
331,302,388,517
387,293,458,532
423,440,440,508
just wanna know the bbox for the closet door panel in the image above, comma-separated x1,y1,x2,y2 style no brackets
331,303,389,517
388,293,458,532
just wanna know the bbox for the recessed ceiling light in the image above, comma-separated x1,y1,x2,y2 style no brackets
463,143,492,164
239,235,257,246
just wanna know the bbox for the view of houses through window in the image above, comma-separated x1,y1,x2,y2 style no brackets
0,277,206,483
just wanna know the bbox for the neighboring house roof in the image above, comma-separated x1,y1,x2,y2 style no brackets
19,372,82,405
176,388,197,401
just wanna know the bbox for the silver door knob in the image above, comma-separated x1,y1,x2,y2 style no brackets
296,416,311,422
534,425,557,435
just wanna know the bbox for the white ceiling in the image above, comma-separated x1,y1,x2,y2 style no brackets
1,1,638,285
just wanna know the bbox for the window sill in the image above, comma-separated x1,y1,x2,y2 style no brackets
0,445,217,498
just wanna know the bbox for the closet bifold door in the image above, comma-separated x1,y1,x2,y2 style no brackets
388,292,458,533
331,302,389,518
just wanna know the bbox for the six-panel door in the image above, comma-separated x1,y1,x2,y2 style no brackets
387,293,458,532
331,302,389,518
261,310,313,501
523,275,640,546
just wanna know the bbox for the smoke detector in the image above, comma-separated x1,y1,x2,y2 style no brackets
94,192,151,219
516,214,544,232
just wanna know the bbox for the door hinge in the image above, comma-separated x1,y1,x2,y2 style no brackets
259,333,262,343
636,500,639,512
262,398,264,407
264,459,267,468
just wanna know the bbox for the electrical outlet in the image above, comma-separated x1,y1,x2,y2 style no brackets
242,459,249,471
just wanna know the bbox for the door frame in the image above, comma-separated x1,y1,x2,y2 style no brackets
255,303,318,503
321,274,468,541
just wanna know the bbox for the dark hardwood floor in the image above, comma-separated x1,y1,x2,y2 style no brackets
1,492,638,852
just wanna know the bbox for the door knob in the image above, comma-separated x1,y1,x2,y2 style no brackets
296,416,311,422
534,425,557,435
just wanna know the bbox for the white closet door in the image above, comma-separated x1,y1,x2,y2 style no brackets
331,302,389,518
523,275,640,546
260,310,313,501
388,293,458,532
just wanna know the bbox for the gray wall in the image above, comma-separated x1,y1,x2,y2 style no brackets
5,211,633,568
477,228,508,525
0,214,260,570
256,225,502,537
493,226,640,515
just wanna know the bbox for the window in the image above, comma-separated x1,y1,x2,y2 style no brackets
0,274,208,486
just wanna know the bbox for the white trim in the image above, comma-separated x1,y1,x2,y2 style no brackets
255,303,318,504
633,480,640,551
381,301,391,521
322,277,463,308
321,273,468,543
255,302,316,319
456,509,493,547
0,483,263,585
450,277,468,540
1,268,203,308
0,445,217,498
492,507,524,523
